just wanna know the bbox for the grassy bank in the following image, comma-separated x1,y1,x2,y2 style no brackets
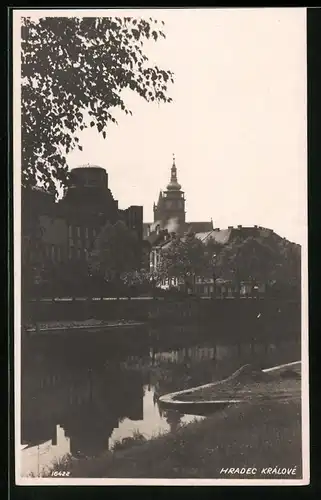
61,398,301,479
177,364,301,403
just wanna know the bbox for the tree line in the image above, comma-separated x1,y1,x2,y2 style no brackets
151,232,301,298
23,219,300,299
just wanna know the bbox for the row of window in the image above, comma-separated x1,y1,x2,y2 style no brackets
42,245,89,262
68,226,99,253
68,225,98,240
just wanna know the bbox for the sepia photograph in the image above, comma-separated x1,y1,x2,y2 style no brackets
13,7,309,485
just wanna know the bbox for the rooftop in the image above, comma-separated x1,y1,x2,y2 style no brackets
146,224,300,249
72,165,106,173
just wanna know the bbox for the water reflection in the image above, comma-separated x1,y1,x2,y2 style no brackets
109,385,204,450
21,424,70,477
21,330,300,476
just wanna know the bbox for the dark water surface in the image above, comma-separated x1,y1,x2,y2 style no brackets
20,325,300,477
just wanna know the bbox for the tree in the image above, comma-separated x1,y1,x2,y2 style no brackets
202,239,225,296
88,220,140,283
214,234,301,296
270,239,301,297
21,221,45,298
21,16,174,193
215,236,279,290
156,235,211,292
21,188,52,298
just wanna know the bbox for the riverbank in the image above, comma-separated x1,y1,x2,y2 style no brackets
181,366,300,402
43,362,302,479
24,319,144,334
24,296,300,340
61,396,301,479
161,361,301,407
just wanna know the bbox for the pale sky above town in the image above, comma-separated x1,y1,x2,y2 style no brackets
17,8,307,244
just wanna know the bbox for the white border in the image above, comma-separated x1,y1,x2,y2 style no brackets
13,7,309,486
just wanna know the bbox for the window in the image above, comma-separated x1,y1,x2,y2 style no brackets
85,227,89,239
68,247,72,259
77,226,81,238
77,248,81,259
51,246,55,260
69,224,74,250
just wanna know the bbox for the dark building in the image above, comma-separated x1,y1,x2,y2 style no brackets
22,165,144,292
62,166,120,221
122,205,144,245
58,166,121,265
61,166,143,260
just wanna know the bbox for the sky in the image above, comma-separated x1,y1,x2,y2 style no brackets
18,8,307,244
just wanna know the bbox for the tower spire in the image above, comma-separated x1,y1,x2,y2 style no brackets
167,153,181,191
171,153,177,182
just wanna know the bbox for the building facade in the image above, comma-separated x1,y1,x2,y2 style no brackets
22,165,144,292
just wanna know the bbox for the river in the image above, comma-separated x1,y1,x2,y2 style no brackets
20,326,300,477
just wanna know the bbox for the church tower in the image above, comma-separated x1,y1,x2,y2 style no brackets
153,155,186,227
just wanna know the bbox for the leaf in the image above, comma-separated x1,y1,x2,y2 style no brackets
21,16,174,194
78,145,83,151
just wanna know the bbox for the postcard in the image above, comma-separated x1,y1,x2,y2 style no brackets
13,7,309,486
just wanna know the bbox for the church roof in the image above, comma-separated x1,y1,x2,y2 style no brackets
185,221,214,233
146,224,300,250
194,231,213,242
143,220,213,240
